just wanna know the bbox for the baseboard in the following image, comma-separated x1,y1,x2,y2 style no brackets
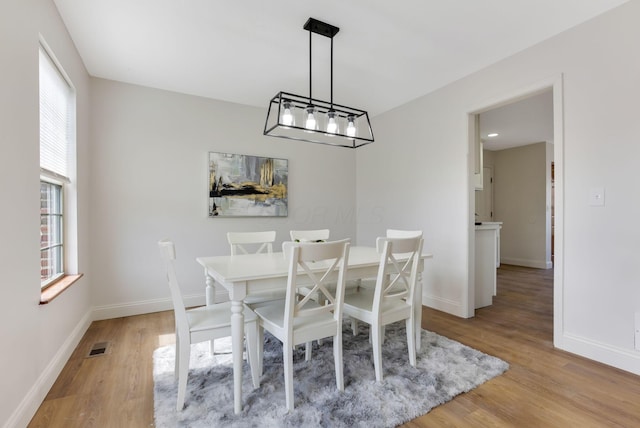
4,310,92,428
500,257,551,269
5,294,212,427
423,294,468,318
92,294,206,320
560,332,640,376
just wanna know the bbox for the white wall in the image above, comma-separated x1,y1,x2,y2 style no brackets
89,78,358,318
357,92,469,316
357,0,640,374
494,142,549,268
0,1,92,427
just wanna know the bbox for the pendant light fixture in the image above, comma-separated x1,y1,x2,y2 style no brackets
264,18,374,149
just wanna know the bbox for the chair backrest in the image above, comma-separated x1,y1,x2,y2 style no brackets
373,236,424,312
283,239,350,331
289,229,330,242
158,239,189,338
227,231,276,255
387,229,423,239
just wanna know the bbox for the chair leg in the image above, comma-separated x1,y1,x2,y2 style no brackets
174,334,180,381
209,339,215,355
283,340,295,412
305,341,312,362
334,332,344,391
368,324,385,343
316,296,327,347
245,321,260,388
406,318,417,367
176,339,191,411
257,324,264,377
371,323,384,382
351,318,358,336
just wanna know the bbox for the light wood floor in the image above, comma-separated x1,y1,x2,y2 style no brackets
29,265,640,427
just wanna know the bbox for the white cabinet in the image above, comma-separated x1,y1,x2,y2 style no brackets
475,223,502,309
474,142,484,190
473,114,483,190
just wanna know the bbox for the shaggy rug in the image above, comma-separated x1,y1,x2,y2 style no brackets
153,322,508,427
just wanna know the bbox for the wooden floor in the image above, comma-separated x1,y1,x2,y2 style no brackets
29,265,640,427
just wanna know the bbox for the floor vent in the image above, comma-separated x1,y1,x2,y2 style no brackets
87,341,110,358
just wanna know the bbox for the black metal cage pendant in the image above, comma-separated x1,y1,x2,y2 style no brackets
264,18,374,149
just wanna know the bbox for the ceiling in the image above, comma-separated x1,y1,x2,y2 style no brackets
53,0,627,117
480,90,554,151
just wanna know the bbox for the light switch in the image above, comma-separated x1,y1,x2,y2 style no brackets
589,186,605,207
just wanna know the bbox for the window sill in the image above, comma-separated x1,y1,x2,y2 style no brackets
40,273,83,304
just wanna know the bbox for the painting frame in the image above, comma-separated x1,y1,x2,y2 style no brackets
208,151,288,217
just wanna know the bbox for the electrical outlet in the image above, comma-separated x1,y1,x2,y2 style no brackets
589,186,605,206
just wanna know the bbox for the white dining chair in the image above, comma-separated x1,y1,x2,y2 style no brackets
289,228,330,242
356,229,423,292
289,229,359,339
254,239,351,411
158,239,259,410
227,230,276,255
343,235,423,382
289,228,359,294
386,229,423,239
226,231,287,307
287,229,332,302
386,229,424,350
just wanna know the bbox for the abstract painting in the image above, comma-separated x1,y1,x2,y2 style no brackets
208,152,288,217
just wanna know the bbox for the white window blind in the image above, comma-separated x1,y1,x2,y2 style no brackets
39,46,72,180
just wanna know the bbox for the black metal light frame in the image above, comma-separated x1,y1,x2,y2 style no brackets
263,18,374,149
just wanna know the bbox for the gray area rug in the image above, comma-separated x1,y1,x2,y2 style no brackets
153,322,508,427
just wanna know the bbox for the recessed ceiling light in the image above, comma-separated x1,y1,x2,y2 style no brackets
487,133,499,137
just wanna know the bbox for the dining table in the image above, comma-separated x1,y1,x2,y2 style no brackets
196,245,432,414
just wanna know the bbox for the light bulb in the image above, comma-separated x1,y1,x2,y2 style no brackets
326,110,338,134
346,115,356,137
305,106,317,131
282,102,293,127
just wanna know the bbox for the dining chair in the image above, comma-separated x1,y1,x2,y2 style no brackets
356,229,424,292
226,231,286,307
254,239,351,411
227,230,276,255
342,235,423,382
289,229,359,338
384,229,424,349
287,229,331,301
158,239,259,411
386,229,423,238
289,228,330,242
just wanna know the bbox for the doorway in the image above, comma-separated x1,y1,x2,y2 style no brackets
467,75,564,349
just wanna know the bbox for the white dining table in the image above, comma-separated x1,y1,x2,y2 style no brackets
196,245,432,414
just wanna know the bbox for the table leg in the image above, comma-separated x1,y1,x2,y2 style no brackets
205,272,217,354
205,272,215,306
231,299,244,414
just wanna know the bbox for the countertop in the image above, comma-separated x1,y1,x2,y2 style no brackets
475,221,503,230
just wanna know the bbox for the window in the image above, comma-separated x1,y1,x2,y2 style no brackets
40,180,64,284
39,43,75,289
